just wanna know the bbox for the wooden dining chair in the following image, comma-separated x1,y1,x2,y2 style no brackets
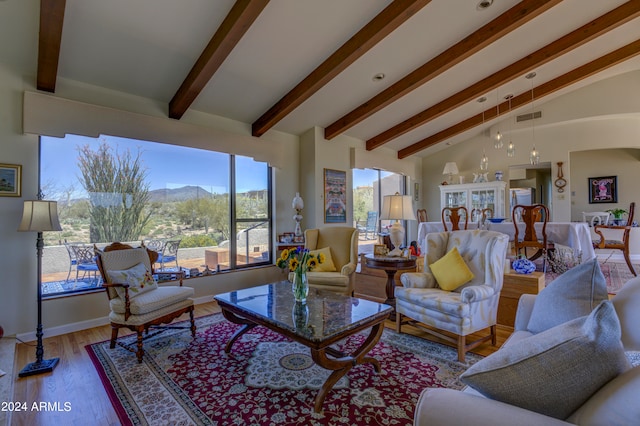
441,206,468,231
416,208,428,223
512,204,554,271
593,202,636,276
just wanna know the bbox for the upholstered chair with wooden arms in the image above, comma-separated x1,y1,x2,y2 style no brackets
396,230,509,362
95,242,196,363
304,227,359,295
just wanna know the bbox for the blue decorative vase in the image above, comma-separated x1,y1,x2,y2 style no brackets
512,257,536,274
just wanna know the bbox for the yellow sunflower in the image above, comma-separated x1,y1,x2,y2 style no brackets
289,258,299,271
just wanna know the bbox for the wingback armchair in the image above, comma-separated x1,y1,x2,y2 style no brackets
95,242,196,363
304,227,359,295
396,230,509,361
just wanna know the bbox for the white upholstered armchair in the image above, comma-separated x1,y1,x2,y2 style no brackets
396,230,509,361
304,227,359,295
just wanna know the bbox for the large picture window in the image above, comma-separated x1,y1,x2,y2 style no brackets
40,134,272,296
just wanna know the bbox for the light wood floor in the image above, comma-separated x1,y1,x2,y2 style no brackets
11,301,513,426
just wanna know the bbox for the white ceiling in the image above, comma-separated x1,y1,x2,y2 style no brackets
36,0,640,156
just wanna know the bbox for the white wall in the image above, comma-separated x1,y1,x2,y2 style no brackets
421,70,640,222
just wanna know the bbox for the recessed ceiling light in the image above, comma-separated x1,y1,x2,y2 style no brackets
477,0,493,11
477,96,487,103
526,72,537,79
372,73,385,82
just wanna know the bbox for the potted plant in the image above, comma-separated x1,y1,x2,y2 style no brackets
606,208,628,225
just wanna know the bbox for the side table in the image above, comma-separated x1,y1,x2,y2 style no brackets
364,254,416,312
498,270,545,328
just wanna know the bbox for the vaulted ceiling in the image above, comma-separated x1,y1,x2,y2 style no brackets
37,0,640,158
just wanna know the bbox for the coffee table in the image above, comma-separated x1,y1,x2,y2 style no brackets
214,281,392,413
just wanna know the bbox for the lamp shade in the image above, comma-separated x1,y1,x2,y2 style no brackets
380,194,416,221
292,192,304,210
18,200,62,232
442,162,459,176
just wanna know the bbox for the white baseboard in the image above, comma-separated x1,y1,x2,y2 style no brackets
16,296,214,342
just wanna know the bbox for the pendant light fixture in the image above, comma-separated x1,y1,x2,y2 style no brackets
505,94,515,157
478,96,489,171
494,89,503,149
526,72,540,165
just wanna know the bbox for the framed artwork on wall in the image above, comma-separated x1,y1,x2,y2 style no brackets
588,176,617,204
324,168,346,223
0,163,22,197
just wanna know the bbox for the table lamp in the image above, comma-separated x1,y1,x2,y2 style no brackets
380,193,416,256
17,199,62,377
442,162,459,184
292,192,304,237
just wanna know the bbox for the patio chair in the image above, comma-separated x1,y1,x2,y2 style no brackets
95,242,195,363
72,244,100,284
63,240,82,282
158,239,181,271
357,211,378,240
144,238,167,269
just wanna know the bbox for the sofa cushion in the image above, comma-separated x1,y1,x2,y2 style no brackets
612,277,640,351
566,365,640,425
110,285,194,315
429,247,474,291
308,247,336,272
107,262,158,299
460,301,631,420
527,258,608,334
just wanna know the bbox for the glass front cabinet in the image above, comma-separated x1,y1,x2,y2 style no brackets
439,181,507,219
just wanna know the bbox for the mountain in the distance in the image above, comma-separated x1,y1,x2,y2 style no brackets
148,185,214,203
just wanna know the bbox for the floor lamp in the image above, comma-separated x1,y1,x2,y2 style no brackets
380,193,416,257
17,200,62,377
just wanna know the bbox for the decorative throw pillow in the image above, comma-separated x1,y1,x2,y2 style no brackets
429,246,474,291
527,258,608,333
308,247,337,272
460,301,631,420
107,262,158,299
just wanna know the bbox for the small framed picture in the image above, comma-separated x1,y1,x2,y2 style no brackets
293,236,304,243
588,176,617,204
0,163,22,197
374,244,388,256
278,234,289,243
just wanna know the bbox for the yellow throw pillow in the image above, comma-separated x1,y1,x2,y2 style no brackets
429,247,474,291
308,247,337,272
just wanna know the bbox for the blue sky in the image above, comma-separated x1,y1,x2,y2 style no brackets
40,134,268,198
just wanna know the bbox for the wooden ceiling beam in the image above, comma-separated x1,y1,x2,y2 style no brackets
37,0,66,92
169,0,269,120
369,0,640,151
324,0,561,140
251,0,432,137
398,38,640,159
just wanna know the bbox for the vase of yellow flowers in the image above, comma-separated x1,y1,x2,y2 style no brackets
277,247,323,303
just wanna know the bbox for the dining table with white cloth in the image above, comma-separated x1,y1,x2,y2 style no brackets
417,221,595,261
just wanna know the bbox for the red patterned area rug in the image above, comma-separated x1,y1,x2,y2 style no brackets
86,314,480,426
